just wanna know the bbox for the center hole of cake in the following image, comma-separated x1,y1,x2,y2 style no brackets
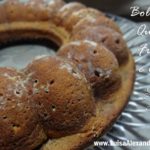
0,40,59,69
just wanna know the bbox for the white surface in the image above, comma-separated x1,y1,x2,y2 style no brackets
0,45,55,69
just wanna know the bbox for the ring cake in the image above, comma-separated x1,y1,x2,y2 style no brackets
0,0,135,150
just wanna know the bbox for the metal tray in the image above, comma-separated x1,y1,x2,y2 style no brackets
86,16,150,150
0,16,149,150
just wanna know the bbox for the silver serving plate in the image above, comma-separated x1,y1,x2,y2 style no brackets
86,16,150,150
0,16,149,150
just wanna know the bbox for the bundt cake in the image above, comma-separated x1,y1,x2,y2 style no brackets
0,0,135,150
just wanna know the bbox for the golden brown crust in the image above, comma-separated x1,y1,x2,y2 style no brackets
23,56,95,138
72,26,129,65
58,40,121,97
62,8,104,31
57,2,86,26
0,0,65,23
0,0,68,46
72,15,122,34
0,68,47,150
0,22,70,46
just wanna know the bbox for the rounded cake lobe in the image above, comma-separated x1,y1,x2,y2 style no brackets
62,8,104,30
57,2,86,26
0,68,46,150
58,40,121,97
0,0,65,23
72,15,122,34
72,26,129,65
24,56,95,138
